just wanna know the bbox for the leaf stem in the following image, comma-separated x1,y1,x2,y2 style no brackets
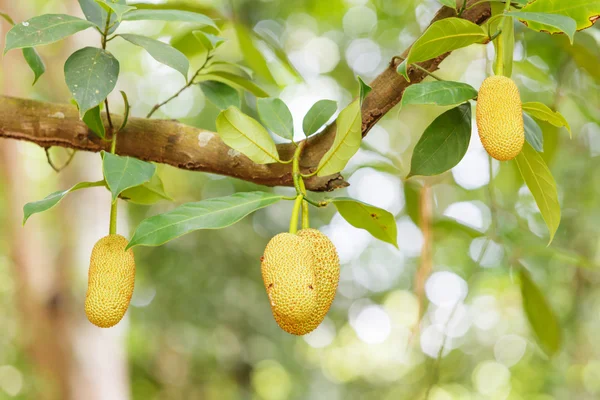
289,195,303,234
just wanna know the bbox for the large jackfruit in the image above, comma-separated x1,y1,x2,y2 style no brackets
476,75,525,161
85,234,136,328
261,229,340,335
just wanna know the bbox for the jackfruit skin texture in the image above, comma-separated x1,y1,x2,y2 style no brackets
476,75,525,161
85,234,136,328
261,229,340,336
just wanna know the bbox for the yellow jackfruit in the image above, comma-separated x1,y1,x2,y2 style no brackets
261,229,340,335
476,75,525,161
85,234,136,328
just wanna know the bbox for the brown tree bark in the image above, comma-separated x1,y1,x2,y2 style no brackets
0,1,491,192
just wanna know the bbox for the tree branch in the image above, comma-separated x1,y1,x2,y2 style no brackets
0,1,490,192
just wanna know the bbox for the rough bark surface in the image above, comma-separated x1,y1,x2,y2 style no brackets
0,1,491,191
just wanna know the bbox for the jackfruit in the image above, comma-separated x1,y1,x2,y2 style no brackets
261,229,340,335
476,75,525,161
85,234,136,328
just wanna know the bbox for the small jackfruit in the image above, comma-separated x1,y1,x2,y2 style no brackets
261,229,340,336
85,234,136,328
476,75,524,161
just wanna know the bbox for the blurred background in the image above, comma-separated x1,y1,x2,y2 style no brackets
1,0,599,399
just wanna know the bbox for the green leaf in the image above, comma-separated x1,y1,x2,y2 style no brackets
521,0,600,32
514,142,561,243
331,197,398,247
397,61,409,81
506,11,577,44
215,107,280,164
193,30,226,50
78,0,124,33
402,18,487,72
433,218,484,238
520,267,562,356
120,173,172,205
303,100,337,137
22,48,46,85
438,0,457,8
122,9,217,29
4,14,94,53
102,151,156,201
119,34,189,80
196,72,269,97
408,103,472,177
23,181,105,224
82,105,105,139
234,23,276,85
316,99,362,177
492,10,515,77
93,0,136,20
127,191,284,249
522,101,572,137
401,81,478,108
119,90,130,132
200,81,241,110
358,76,372,104
257,98,294,140
523,112,544,152
203,61,253,79
0,11,15,25
64,47,119,117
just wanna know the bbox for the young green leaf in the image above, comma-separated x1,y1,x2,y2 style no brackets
22,48,46,85
506,12,576,44
200,81,241,110
64,47,119,117
303,100,337,137
0,11,15,24
514,142,561,243
523,112,544,152
358,76,372,104
438,0,456,8
127,191,284,249
102,152,156,201
122,9,217,30
408,103,471,177
119,34,189,80
82,105,105,139
401,81,478,108
520,267,562,356
398,18,487,80
234,23,276,85
78,0,124,33
93,0,135,21
521,0,599,32
522,102,572,137
204,62,253,79
331,197,398,247
257,98,294,140
316,99,362,176
215,107,280,164
4,15,95,53
193,30,226,51
23,181,105,224
196,72,269,97
120,173,172,205
119,91,130,132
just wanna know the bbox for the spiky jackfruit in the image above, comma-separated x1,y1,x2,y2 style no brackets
261,229,340,335
85,234,136,328
476,75,525,161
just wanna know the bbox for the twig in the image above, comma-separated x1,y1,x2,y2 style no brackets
414,184,433,323
45,148,77,173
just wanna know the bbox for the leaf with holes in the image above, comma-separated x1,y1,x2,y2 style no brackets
401,81,478,108
514,142,561,243
119,34,189,80
216,107,280,164
408,103,471,177
102,152,156,202
316,99,361,176
522,101,572,137
64,47,119,117
520,267,562,356
303,100,337,137
331,197,398,247
127,192,284,248
257,98,294,140
4,14,95,53
507,11,577,44
200,81,241,110
523,112,544,152
23,181,105,224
